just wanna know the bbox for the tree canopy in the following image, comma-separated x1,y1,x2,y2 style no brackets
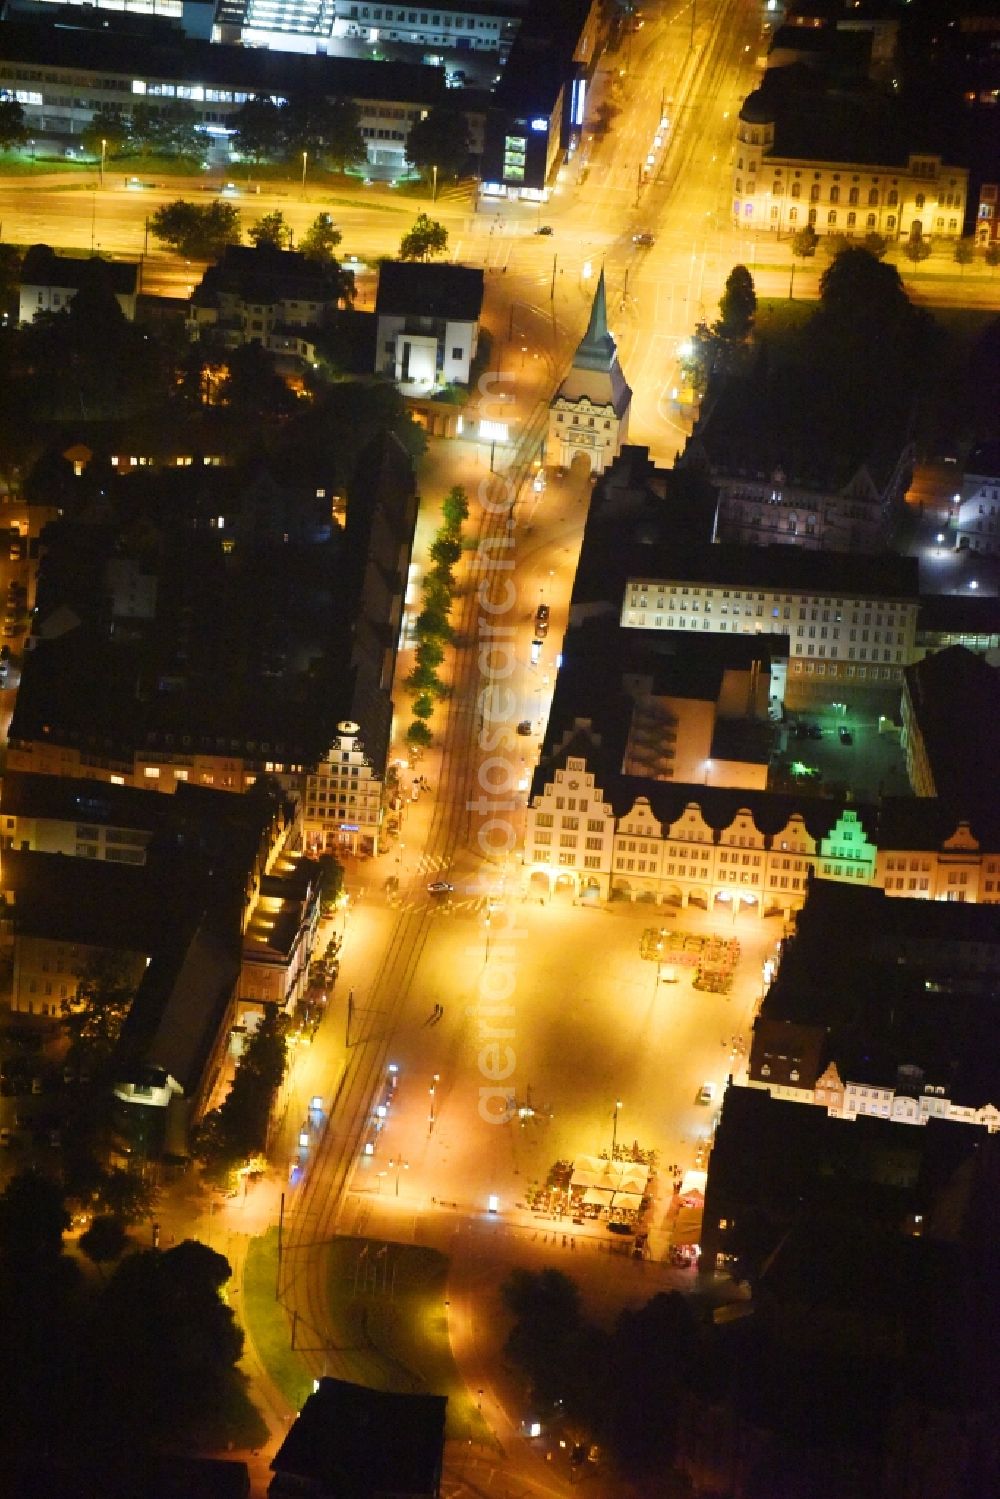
0,1171,70,1269
716,264,756,342
248,210,290,250
0,100,27,152
193,1005,289,1172
149,199,241,259
300,211,343,264
398,212,449,262
81,107,130,159
405,105,471,180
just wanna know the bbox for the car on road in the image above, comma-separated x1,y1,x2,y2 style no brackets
535,225,553,235
427,880,454,895
517,720,533,736
632,232,655,246
530,639,543,665
839,727,853,745
0,1127,12,1147
534,603,550,637
697,1082,715,1105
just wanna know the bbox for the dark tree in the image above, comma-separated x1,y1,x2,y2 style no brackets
790,224,818,258
279,95,366,172
398,212,449,262
0,100,27,152
62,952,137,1070
150,199,241,259
0,1170,70,1268
300,211,343,263
193,1005,289,1171
429,532,461,570
232,97,285,164
79,1215,128,1272
441,484,469,531
89,1240,246,1443
81,106,131,160
248,210,290,250
132,101,202,158
92,1167,158,1225
716,264,756,340
902,235,931,265
219,342,298,420
405,105,471,180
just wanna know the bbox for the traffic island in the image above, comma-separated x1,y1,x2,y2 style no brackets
325,1236,493,1444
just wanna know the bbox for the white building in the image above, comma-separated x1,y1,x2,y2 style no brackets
375,260,484,388
620,548,920,692
18,245,138,325
954,440,1000,556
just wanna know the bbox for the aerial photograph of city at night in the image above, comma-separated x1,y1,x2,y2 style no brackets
0,0,996,1492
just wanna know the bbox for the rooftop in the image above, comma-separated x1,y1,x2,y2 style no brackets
624,540,920,598
0,17,448,104
903,645,1000,800
375,260,485,323
192,245,347,311
20,245,138,297
270,1377,446,1497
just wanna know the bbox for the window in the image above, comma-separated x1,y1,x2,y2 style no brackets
828,210,837,225
830,185,840,204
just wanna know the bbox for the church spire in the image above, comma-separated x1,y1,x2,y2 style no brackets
572,269,617,372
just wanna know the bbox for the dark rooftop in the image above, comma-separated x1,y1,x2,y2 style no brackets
375,260,485,323
270,1377,446,1498
0,18,448,105
20,245,138,297
903,645,1000,800
915,592,1000,639
192,245,347,311
624,540,920,598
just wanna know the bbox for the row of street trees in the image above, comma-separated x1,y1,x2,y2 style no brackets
193,1005,289,1178
404,485,469,753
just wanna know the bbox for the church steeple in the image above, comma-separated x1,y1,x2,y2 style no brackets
572,269,617,372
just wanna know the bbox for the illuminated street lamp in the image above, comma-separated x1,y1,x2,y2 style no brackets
388,1157,409,1196
301,150,308,195
611,1097,622,1158
428,1073,440,1134
100,137,107,190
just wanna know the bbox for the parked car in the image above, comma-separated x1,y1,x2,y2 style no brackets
535,225,553,236
427,880,454,895
534,603,550,637
530,639,543,665
632,231,655,246
517,720,533,736
839,727,853,745
0,1127,12,1147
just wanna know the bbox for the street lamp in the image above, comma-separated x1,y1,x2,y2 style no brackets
611,1098,622,1159
100,137,107,190
429,1073,440,1134
388,1158,409,1196
432,163,438,201
301,150,308,195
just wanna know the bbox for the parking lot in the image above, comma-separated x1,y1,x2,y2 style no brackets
773,700,911,802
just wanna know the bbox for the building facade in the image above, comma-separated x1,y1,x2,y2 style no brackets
711,456,912,554
374,260,484,389
732,89,969,241
954,440,1000,555
0,18,450,170
522,754,1000,915
620,564,919,692
302,719,386,857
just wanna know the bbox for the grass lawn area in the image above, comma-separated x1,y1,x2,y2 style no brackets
325,1236,492,1444
243,1227,315,1414
756,298,814,337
